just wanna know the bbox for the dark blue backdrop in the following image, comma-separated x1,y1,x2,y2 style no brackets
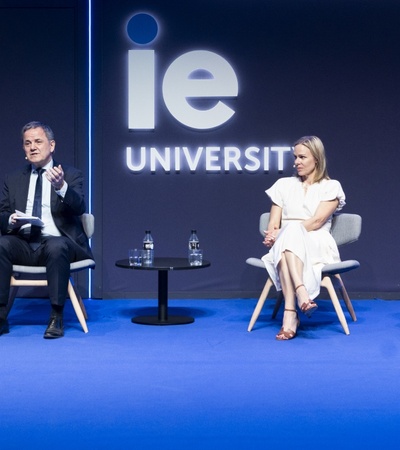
0,0,399,299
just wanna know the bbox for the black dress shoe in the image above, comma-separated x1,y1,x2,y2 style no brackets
44,315,64,339
0,318,9,336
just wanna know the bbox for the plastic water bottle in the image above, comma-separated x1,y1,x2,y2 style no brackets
188,229,201,265
143,230,154,265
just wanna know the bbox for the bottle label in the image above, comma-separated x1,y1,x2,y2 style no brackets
189,241,200,250
144,242,154,250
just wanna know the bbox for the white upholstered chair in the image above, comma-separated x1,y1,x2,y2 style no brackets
6,213,95,333
246,213,362,335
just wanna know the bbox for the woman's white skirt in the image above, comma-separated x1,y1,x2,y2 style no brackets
262,222,340,300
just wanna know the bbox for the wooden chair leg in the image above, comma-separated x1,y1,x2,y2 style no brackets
75,287,88,320
248,278,273,332
334,274,357,322
321,276,350,335
67,280,89,333
271,291,284,319
70,278,88,320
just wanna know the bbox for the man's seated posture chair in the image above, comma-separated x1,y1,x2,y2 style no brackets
6,213,95,333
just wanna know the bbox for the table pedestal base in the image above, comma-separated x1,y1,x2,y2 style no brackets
132,316,194,326
131,269,194,326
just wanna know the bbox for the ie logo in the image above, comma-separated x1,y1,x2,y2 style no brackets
127,12,239,131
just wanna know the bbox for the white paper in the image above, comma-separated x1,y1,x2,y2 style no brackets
14,210,44,227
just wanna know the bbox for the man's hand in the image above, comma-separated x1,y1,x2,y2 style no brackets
45,164,65,190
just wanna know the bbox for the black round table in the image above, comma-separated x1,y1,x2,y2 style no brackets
115,257,211,325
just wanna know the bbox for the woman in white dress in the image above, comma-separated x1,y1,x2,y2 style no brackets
262,136,345,340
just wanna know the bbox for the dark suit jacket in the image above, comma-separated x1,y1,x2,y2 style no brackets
0,160,93,261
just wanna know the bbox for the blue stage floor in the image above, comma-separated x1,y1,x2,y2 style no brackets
1,298,400,449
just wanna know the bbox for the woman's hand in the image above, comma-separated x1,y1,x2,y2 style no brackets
264,204,282,248
263,227,279,248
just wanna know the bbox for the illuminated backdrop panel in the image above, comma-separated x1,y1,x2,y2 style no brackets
92,0,400,298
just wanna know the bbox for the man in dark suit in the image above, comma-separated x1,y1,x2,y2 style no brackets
0,121,94,338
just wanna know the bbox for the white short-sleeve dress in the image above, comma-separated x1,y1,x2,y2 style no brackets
261,177,346,300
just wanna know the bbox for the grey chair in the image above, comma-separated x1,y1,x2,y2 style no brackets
246,213,362,335
7,213,95,333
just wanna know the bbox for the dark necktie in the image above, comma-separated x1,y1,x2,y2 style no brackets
29,168,44,250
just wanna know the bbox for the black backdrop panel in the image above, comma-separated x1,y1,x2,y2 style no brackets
1,1,399,299
0,0,89,296
93,0,400,298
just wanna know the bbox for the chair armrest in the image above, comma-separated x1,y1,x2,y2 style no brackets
246,257,265,269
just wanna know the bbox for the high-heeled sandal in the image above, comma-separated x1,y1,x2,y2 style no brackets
276,309,300,341
295,284,318,318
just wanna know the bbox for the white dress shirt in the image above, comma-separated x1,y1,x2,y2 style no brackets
24,160,68,237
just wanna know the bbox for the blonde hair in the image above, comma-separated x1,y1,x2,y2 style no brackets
294,135,330,182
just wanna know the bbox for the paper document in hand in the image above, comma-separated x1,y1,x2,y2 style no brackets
14,210,44,227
